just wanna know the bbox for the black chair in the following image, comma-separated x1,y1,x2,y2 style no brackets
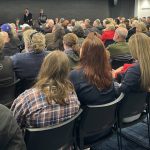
105,39,115,47
111,54,134,69
16,78,36,96
0,79,20,107
116,91,150,150
77,93,124,150
24,109,83,150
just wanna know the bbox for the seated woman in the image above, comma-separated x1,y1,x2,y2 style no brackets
69,33,116,106
118,33,150,94
113,33,150,123
45,24,65,51
11,51,80,128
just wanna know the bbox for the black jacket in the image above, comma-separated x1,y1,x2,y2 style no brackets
0,54,15,86
0,104,26,150
69,69,116,105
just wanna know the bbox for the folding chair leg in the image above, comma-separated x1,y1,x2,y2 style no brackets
118,127,123,150
146,108,150,147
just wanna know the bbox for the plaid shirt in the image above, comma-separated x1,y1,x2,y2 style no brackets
11,88,80,128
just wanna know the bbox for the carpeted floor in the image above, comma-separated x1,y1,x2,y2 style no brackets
91,121,149,150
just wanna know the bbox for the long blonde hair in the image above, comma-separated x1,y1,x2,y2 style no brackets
129,33,150,90
35,50,75,105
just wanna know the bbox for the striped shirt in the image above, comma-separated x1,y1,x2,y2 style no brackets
11,88,80,128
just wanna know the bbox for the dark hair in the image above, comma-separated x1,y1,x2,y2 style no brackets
72,25,84,38
80,33,112,89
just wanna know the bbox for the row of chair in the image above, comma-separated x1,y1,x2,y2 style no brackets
24,91,150,150
0,78,35,107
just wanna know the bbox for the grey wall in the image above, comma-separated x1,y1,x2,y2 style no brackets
109,0,135,18
0,0,109,24
0,0,135,24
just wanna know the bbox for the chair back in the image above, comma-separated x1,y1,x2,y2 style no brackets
111,54,133,69
0,79,20,107
118,91,147,120
79,93,124,138
24,109,82,150
16,78,36,96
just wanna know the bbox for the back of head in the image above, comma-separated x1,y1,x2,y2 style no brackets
136,22,148,33
114,27,128,41
80,33,112,89
129,33,150,90
72,25,84,38
63,33,78,48
106,23,115,31
35,50,74,104
30,31,46,53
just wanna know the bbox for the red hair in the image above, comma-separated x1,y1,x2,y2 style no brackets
80,33,112,89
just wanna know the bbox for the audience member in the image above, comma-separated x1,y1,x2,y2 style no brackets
117,33,150,94
101,23,115,46
0,33,15,86
43,19,54,34
45,24,65,51
1,24,20,56
92,19,104,34
83,19,92,36
63,33,80,70
11,31,47,90
11,51,80,128
62,19,70,34
0,104,26,150
69,33,116,105
107,27,131,60
72,25,85,46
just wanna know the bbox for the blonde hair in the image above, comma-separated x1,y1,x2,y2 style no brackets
106,24,115,30
129,33,150,90
0,32,4,53
136,22,148,33
10,23,17,38
35,51,75,105
23,29,36,46
30,32,46,52
118,23,126,28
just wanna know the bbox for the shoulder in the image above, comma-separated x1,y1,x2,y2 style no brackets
11,53,27,61
127,63,140,73
69,69,83,79
107,43,116,49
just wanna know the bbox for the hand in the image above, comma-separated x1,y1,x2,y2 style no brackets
112,66,123,78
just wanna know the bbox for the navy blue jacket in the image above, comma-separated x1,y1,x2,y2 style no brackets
69,69,116,105
11,51,47,79
119,63,141,93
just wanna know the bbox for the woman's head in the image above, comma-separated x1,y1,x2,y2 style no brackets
80,33,112,89
35,50,74,104
38,50,70,80
129,33,150,90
